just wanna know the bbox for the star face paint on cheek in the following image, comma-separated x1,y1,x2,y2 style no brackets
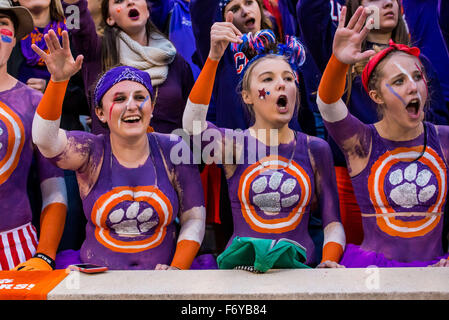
0,29,13,43
258,88,270,100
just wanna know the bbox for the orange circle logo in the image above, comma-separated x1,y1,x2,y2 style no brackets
0,101,25,185
238,155,312,234
368,146,447,238
91,186,173,253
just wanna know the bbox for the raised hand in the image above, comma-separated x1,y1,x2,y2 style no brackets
31,29,84,82
209,11,243,61
333,6,376,65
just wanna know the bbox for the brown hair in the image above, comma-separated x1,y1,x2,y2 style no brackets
239,54,300,125
223,0,273,32
99,0,168,72
344,0,410,105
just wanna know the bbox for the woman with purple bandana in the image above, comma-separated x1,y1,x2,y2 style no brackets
317,6,449,267
31,30,206,270
183,14,346,268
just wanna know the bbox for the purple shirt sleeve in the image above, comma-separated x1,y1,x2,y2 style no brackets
296,0,343,73
190,0,221,64
307,136,341,228
147,0,175,32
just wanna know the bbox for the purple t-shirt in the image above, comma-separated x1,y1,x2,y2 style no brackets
0,81,64,232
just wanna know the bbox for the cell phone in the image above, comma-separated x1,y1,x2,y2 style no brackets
69,263,108,274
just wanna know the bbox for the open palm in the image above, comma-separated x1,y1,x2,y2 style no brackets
31,29,83,82
333,6,375,65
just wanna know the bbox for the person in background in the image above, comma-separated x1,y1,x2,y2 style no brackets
61,0,194,135
0,0,67,271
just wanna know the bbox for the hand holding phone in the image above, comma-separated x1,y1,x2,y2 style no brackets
68,264,108,274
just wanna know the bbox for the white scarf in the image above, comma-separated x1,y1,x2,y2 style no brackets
118,31,177,86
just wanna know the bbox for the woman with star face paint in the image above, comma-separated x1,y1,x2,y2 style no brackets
31,30,206,270
60,0,194,135
183,13,346,268
317,6,449,267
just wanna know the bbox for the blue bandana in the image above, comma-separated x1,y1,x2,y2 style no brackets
94,66,154,107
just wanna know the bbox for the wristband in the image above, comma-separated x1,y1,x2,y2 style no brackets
34,252,56,270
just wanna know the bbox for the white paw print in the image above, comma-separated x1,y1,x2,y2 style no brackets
108,202,158,237
251,171,299,214
388,163,436,209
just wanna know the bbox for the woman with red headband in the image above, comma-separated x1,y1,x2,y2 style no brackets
316,6,449,267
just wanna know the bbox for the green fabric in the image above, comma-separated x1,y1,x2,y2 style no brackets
217,237,311,272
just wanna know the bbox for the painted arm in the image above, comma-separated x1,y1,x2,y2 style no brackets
14,152,68,271
307,136,345,266
32,30,90,172
165,136,206,270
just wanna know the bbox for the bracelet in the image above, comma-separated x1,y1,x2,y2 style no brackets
34,252,56,270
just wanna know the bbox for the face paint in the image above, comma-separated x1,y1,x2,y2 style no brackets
139,95,150,110
116,6,122,13
0,29,12,43
385,83,407,106
394,62,413,83
415,62,428,102
258,88,270,99
108,93,119,121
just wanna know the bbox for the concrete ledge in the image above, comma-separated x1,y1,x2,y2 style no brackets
47,267,449,300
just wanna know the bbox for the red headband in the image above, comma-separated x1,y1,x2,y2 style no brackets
361,39,421,93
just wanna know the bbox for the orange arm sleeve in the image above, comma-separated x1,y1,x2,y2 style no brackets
317,54,349,104
36,80,69,121
321,242,344,263
36,203,67,260
170,240,201,270
188,57,219,105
